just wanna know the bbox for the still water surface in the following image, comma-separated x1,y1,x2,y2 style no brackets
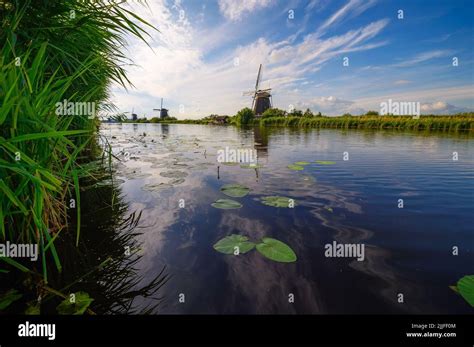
98,123,473,314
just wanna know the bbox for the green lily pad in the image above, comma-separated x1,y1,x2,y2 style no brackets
260,196,297,208
213,234,255,254
211,198,242,209
457,275,474,307
288,164,304,171
221,184,250,198
240,163,263,169
0,289,22,311
315,160,336,165
325,207,333,212
256,238,297,263
294,161,310,165
56,292,94,315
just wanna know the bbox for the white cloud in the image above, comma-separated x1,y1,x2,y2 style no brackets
218,0,274,21
111,0,390,118
420,101,468,114
318,0,377,34
394,50,453,67
111,1,472,119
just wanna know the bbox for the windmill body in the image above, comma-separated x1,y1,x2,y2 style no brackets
153,98,169,119
243,64,272,116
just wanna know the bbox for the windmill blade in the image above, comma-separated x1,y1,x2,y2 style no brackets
255,64,262,91
243,91,256,96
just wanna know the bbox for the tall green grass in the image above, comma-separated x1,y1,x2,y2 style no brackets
0,1,155,282
258,115,474,132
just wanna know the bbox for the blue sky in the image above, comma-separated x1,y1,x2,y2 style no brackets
111,0,474,118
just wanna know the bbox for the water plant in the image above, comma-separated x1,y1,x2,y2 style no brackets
220,184,250,198
255,237,297,263
450,275,474,307
260,196,297,208
315,161,336,165
213,234,297,263
211,199,243,209
288,164,304,171
213,235,255,254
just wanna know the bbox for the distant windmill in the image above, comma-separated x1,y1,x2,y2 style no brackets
243,64,272,116
153,98,169,119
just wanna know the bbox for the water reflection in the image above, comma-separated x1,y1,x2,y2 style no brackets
44,162,171,314
99,124,474,314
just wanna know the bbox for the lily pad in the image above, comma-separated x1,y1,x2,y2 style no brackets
169,178,186,185
288,164,304,171
221,184,250,198
294,161,310,165
211,198,242,209
315,160,336,165
213,234,255,254
56,292,94,315
260,196,297,208
159,170,188,179
256,238,297,263
457,275,474,307
325,207,333,212
0,289,22,311
142,183,173,192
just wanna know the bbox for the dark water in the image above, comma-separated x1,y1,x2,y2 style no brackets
99,123,473,314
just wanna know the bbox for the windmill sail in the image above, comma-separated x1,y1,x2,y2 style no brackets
243,64,272,116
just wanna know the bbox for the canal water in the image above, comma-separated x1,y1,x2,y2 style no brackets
95,123,473,314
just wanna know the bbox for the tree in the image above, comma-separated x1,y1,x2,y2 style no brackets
235,107,255,125
366,110,379,116
303,108,314,117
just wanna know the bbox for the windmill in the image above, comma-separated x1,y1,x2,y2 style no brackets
153,98,169,119
243,64,272,116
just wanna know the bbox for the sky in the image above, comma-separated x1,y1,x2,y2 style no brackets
110,0,474,118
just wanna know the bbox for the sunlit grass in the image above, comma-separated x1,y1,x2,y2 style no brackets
0,0,155,282
258,114,474,131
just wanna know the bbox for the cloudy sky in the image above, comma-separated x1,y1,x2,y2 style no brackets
111,0,474,118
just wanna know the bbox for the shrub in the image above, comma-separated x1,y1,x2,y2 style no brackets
235,107,255,125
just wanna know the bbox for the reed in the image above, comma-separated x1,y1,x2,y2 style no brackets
0,0,154,281
258,114,474,132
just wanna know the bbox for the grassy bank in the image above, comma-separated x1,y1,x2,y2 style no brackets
127,109,474,132
257,114,474,131
0,0,153,300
